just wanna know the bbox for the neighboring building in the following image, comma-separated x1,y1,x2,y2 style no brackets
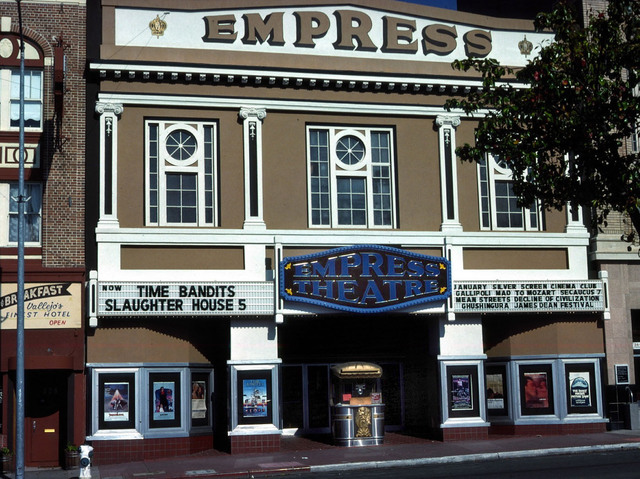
86,0,608,464
0,0,86,468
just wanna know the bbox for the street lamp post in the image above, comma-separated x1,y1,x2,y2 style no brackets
15,1,26,478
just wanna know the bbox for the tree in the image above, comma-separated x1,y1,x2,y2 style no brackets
445,0,640,237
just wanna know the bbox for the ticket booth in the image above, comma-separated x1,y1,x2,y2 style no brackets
331,362,384,446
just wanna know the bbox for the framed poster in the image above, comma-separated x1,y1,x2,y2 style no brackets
191,372,210,427
237,370,272,425
446,365,479,418
451,374,472,410
615,364,630,385
485,364,508,416
566,363,597,414
98,372,136,430
149,372,181,429
519,364,554,416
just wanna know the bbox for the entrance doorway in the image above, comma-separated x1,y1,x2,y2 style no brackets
24,371,66,466
281,362,404,434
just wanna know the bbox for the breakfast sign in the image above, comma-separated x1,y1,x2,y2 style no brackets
0,282,82,329
280,245,451,313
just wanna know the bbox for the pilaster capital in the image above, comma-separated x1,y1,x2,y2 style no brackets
95,102,124,116
435,115,461,128
239,107,267,121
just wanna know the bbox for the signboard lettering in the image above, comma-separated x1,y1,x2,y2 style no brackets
114,6,552,67
0,282,81,329
202,10,491,58
453,281,605,313
280,245,451,313
98,282,273,316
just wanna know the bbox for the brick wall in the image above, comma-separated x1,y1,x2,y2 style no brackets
91,435,214,466
0,0,86,268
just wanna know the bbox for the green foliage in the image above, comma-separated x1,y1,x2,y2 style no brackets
65,443,79,452
0,447,12,456
446,0,640,231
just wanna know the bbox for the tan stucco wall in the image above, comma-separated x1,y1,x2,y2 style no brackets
121,246,245,270
116,106,245,228
463,248,569,270
262,112,442,230
87,325,211,363
483,315,604,356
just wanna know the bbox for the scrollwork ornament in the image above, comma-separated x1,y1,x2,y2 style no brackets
95,102,124,116
435,115,461,128
239,107,267,121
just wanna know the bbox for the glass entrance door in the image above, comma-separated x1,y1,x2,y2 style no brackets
282,364,331,433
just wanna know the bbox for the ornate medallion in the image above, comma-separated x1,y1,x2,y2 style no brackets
518,35,533,57
149,15,167,38
0,38,14,58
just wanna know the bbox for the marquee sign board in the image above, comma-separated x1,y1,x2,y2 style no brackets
280,245,451,313
98,282,274,316
453,280,606,313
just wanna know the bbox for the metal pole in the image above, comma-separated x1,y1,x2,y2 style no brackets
15,0,26,478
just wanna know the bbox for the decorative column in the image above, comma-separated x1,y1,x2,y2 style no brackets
435,115,462,232
95,102,123,228
239,107,267,230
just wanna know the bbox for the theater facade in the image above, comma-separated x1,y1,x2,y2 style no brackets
86,0,608,461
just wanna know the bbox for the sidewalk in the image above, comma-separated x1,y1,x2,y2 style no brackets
6,429,640,479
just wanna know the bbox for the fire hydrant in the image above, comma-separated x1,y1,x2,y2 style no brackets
79,444,94,479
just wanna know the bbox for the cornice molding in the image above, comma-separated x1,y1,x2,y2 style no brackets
90,62,526,96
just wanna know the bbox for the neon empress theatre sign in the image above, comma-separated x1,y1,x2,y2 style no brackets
280,245,451,313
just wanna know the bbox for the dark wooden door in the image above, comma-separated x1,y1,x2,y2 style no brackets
25,371,63,466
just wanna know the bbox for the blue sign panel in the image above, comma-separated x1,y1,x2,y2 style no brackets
280,245,451,313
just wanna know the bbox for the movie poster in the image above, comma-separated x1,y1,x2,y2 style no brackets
486,373,505,410
153,381,175,421
569,373,591,407
523,372,549,409
104,382,129,422
242,378,268,418
191,380,207,419
451,374,472,410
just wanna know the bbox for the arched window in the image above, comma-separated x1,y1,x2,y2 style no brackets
0,33,44,131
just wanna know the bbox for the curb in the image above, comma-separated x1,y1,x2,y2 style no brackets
310,442,640,473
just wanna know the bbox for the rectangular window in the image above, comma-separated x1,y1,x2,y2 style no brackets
307,126,395,228
145,121,218,226
478,155,542,231
10,69,43,129
5,182,42,245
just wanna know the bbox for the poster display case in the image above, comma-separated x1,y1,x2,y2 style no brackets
228,361,281,434
330,362,384,447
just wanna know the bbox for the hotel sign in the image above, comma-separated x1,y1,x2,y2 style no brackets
453,281,606,313
0,282,82,329
115,6,551,67
280,245,451,313
98,282,274,316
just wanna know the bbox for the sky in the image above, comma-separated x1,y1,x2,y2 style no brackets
398,0,457,9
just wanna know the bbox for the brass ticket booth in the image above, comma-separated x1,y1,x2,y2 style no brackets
331,362,384,446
